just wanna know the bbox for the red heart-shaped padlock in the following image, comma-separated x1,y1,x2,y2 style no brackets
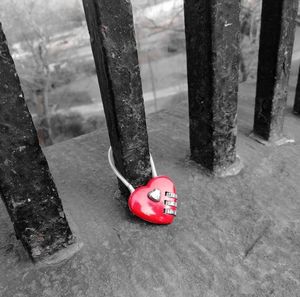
128,176,177,224
108,147,177,224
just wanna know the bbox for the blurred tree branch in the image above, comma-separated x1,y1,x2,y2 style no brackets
8,0,54,146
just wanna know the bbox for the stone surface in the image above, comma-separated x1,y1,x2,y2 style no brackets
0,24,74,261
1,81,300,296
184,0,240,173
254,0,299,141
83,0,152,195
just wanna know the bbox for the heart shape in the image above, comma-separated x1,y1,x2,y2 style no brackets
128,176,177,224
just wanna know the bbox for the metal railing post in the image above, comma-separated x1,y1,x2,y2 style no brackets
0,24,74,261
184,0,241,175
82,0,152,194
254,0,299,142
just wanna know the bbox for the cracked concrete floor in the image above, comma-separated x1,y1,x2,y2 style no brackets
1,82,300,297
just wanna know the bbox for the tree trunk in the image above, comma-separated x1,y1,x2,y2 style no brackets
34,90,53,146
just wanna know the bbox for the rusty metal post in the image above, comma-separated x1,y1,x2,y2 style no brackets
0,24,74,261
184,0,241,175
294,66,300,114
253,0,299,142
82,0,152,193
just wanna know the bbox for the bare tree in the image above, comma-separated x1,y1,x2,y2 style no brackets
240,0,262,82
0,0,81,146
134,0,262,83
7,0,57,145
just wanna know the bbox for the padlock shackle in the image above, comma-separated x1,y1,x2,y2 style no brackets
108,147,157,193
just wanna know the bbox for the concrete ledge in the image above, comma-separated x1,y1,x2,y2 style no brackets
214,155,244,177
249,132,296,146
1,85,300,296
37,241,83,267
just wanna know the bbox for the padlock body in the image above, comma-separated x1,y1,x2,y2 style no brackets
128,176,177,224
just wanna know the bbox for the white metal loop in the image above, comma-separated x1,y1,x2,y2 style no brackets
108,147,157,193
